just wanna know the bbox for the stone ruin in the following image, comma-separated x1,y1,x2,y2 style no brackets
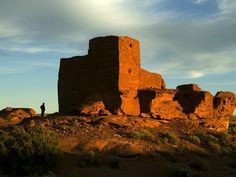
58,36,236,132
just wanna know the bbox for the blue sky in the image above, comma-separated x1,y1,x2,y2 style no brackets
0,0,235,113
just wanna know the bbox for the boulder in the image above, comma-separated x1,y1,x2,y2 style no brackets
106,143,143,157
80,139,109,152
79,101,111,116
0,107,36,120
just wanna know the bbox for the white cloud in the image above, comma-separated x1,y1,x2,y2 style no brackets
0,22,22,37
194,0,208,4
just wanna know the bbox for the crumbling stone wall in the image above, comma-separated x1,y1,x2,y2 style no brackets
139,69,165,90
58,36,165,115
138,84,236,132
58,36,236,132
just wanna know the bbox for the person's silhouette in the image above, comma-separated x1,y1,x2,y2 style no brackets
40,103,45,117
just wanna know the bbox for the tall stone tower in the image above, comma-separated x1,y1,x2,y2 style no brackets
58,36,141,115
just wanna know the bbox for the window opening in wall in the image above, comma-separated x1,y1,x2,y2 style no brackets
128,68,132,74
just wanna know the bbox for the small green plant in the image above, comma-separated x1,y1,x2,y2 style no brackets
196,133,215,145
229,124,236,135
177,147,191,153
129,129,153,141
78,151,105,167
78,152,120,169
220,146,233,155
208,141,221,152
196,133,220,149
215,132,231,146
187,135,201,145
161,132,180,144
0,126,62,177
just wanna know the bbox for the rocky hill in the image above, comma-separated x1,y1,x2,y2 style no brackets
0,113,235,177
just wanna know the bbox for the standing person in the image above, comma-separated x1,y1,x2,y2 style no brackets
40,103,45,117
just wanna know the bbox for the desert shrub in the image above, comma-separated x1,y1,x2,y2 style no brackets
215,132,231,146
196,133,217,145
78,151,105,167
229,125,236,135
107,156,120,169
164,152,178,163
78,151,120,169
187,136,201,145
194,150,209,158
161,132,180,144
208,141,221,152
169,165,195,177
0,126,62,177
129,129,153,141
229,117,236,134
220,146,233,155
177,147,191,153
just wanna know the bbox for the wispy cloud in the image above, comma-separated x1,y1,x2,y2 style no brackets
0,0,235,80
0,45,78,54
0,22,22,37
194,0,208,4
0,67,23,74
0,60,58,74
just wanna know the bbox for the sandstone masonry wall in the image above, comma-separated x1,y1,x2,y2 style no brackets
58,36,163,115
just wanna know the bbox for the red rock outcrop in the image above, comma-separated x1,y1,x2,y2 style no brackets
0,107,36,123
58,36,236,132
79,101,112,116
